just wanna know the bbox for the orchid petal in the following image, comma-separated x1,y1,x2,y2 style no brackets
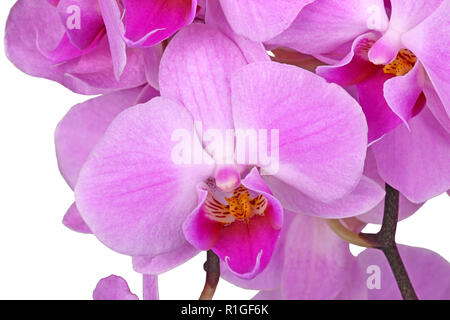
55,86,157,189
183,185,225,251
390,0,443,32
218,0,315,42
316,32,380,87
62,202,92,234
267,0,388,54
357,69,402,143
93,275,139,300
98,0,127,80
205,0,270,63
423,80,450,133
123,0,197,47
75,97,214,256
372,107,450,203
383,62,425,127
213,169,283,279
281,215,353,299
133,243,199,275
368,0,442,64
402,1,450,118
213,215,280,279
57,0,104,50
37,32,101,64
220,211,295,291
263,175,385,219
358,148,423,224
354,245,450,299
63,44,147,91
232,61,368,202
160,24,247,132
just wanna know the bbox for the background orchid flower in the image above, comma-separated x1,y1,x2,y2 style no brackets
316,0,449,137
5,0,161,94
74,23,368,280
265,0,450,203
93,274,159,300
314,1,450,203
251,237,450,299
339,245,450,299
55,85,159,233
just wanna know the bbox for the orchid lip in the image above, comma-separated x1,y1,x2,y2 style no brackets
204,185,268,225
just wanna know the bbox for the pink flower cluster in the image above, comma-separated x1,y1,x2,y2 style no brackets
5,0,450,300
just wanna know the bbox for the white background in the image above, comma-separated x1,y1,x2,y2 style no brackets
0,1,448,300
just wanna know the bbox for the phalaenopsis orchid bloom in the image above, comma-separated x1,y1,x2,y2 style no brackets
4,0,450,301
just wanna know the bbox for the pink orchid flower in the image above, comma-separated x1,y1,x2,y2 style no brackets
254,244,450,300
5,0,161,94
267,0,450,203
72,24,368,279
316,1,450,204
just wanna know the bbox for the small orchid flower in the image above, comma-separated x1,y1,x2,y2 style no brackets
314,1,450,203
247,214,450,300
339,245,450,300
5,0,161,94
73,24,369,279
267,0,450,203
254,244,450,300
93,275,159,300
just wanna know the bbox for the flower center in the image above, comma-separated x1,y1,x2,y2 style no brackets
383,49,417,76
204,185,267,224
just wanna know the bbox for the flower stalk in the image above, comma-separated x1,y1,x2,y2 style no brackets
328,184,418,300
361,184,418,300
199,250,220,300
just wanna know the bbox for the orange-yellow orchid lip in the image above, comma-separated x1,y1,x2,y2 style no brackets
204,185,268,224
383,49,417,76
